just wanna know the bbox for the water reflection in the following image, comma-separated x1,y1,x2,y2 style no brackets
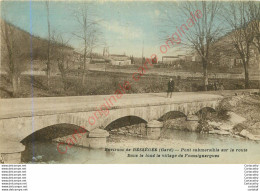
21,141,115,164
21,129,259,164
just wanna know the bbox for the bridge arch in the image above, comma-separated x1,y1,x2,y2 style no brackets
100,108,149,129
0,114,90,142
20,123,88,144
185,101,218,116
158,111,187,121
19,123,89,162
105,115,147,130
196,107,217,119
156,101,218,121
196,107,216,113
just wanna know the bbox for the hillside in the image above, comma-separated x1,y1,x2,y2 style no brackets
0,19,74,73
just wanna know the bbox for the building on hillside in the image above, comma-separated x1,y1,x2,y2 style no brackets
102,46,133,66
185,42,259,70
161,55,186,68
109,54,132,66
178,55,186,60
214,41,259,69
162,55,187,63
162,56,179,64
210,21,260,69
184,21,260,71
72,51,109,65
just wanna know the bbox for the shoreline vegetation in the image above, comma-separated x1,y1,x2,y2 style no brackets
0,71,259,98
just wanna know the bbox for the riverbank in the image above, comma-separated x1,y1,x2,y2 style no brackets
1,71,259,98
197,93,260,141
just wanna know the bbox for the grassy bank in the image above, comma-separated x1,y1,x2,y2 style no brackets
0,71,259,98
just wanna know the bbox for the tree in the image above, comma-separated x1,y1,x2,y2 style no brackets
51,32,72,91
1,19,29,97
45,0,51,88
184,2,222,91
72,3,100,86
224,2,255,89
162,1,222,91
248,2,260,53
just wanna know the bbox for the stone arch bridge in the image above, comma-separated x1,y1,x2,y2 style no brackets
0,92,223,163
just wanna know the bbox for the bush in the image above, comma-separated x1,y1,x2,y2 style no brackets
197,120,211,133
191,83,198,91
215,99,231,121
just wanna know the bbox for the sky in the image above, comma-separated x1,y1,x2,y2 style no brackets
1,1,227,59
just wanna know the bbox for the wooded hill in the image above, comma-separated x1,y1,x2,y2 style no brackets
1,19,74,73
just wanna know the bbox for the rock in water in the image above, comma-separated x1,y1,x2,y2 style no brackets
208,121,222,126
218,123,233,131
209,130,231,135
227,112,246,125
239,129,260,141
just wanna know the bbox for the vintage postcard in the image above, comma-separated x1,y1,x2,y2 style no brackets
0,0,259,164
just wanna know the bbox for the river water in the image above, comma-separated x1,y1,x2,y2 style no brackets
21,129,260,164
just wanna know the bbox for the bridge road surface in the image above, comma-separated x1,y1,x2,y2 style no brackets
0,91,230,119
0,89,258,119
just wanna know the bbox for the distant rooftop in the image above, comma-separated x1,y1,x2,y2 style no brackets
110,54,128,57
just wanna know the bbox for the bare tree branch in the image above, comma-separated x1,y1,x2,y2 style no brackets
71,2,102,85
223,1,256,88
